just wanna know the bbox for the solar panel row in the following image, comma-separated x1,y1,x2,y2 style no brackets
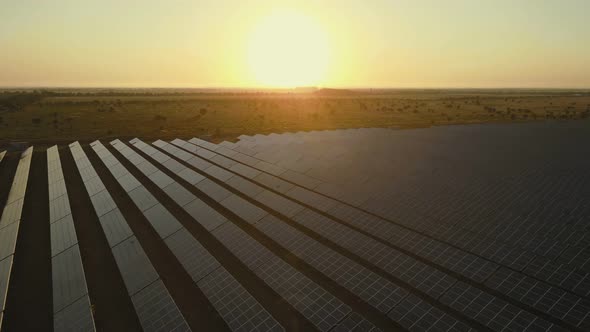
225,129,590,272
170,139,563,331
69,142,190,332
221,133,590,327
129,138,371,332
0,147,32,330
148,139,483,331
47,146,95,332
168,139,480,328
222,127,590,317
195,132,586,282
178,136,588,330
103,140,283,332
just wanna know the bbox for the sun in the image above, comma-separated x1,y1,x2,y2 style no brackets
247,10,330,88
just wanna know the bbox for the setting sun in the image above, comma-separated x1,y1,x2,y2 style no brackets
247,10,330,88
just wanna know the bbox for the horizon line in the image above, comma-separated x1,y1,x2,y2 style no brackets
1,86,590,91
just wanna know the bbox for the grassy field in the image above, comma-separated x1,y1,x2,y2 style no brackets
1,89,589,145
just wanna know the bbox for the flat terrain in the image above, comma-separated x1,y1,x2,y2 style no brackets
1,121,589,331
1,88,589,145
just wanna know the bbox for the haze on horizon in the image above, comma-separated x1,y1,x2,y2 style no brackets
1,0,589,89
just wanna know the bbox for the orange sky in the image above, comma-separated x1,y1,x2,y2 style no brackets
1,0,589,88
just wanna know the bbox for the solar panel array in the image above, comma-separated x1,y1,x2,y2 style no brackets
0,121,588,331
69,141,190,332
103,140,282,332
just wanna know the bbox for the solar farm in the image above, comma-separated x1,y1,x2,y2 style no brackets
0,121,589,332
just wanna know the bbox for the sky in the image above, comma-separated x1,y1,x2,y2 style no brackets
1,0,589,88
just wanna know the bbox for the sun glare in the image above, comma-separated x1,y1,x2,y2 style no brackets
247,10,330,88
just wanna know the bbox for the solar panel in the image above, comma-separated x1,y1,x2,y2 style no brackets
148,170,175,189
3,147,33,206
111,236,160,295
143,204,183,239
48,178,67,201
162,158,186,174
225,176,265,197
253,190,304,218
256,215,407,314
108,162,129,180
47,145,95,331
220,194,267,224
252,172,294,194
228,162,262,179
0,148,33,326
0,222,19,261
284,186,337,212
49,194,71,223
210,154,237,168
98,209,134,248
186,156,214,170
203,165,234,182
257,256,350,331
52,246,89,313
136,160,160,177
211,222,354,331
0,256,13,313
195,179,232,202
50,215,78,257
164,229,221,283
177,168,206,185
161,182,195,207
116,174,142,193
198,268,284,332
131,280,190,332
183,199,228,231
83,176,107,197
127,186,159,212
89,190,117,218
331,313,380,332
252,161,286,177
0,199,24,228
53,293,94,332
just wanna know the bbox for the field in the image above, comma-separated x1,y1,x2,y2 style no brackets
1,89,589,145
